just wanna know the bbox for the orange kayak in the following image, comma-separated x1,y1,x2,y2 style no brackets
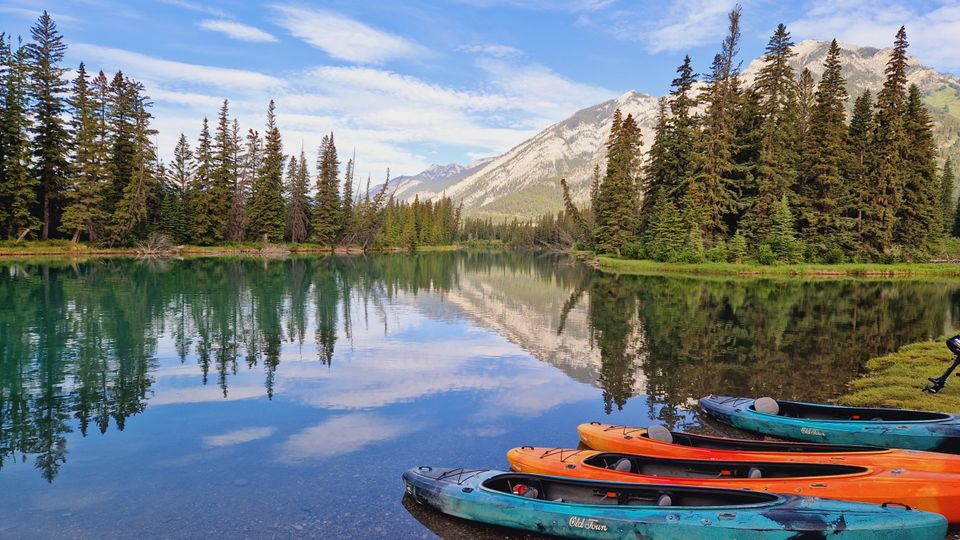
507,446,960,523
579,422,960,475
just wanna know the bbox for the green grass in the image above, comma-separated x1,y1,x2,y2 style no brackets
841,337,960,414
924,87,960,121
592,255,960,280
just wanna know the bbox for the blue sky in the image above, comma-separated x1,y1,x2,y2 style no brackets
2,0,959,178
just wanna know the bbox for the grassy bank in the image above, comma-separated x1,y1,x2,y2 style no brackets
0,240,459,258
589,254,960,279
841,337,960,413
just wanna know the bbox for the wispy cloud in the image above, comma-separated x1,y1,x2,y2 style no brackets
72,43,283,91
461,43,523,58
459,0,617,12
275,413,411,461
199,19,279,43
0,6,78,23
787,0,960,72
156,0,230,18
270,4,426,64
203,427,276,448
578,0,737,54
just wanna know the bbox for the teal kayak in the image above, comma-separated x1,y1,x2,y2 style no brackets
401,466,947,539
699,395,960,453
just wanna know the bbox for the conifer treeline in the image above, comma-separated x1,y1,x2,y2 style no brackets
568,8,954,263
0,12,462,248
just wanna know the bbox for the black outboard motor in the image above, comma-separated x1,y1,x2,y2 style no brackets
923,335,960,393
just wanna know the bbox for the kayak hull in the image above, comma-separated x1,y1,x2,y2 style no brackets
578,422,960,474
699,395,960,453
507,447,960,523
403,466,948,539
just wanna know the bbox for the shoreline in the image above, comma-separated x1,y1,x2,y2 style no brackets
840,335,960,414
585,253,960,279
0,242,460,259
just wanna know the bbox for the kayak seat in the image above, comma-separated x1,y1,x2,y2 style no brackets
613,458,633,473
754,397,779,415
748,467,762,479
647,425,673,444
522,487,539,499
657,494,672,506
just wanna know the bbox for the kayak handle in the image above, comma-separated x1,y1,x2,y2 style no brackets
418,466,432,472
881,502,913,511
521,446,534,450
589,421,601,425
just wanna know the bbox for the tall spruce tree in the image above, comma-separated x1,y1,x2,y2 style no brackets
107,79,157,244
895,84,939,251
312,133,341,245
247,100,286,242
797,39,850,255
227,129,260,241
941,158,956,236
341,153,355,238
61,63,109,242
26,11,70,239
846,90,874,253
642,97,671,229
165,134,193,243
189,118,217,244
689,6,742,239
865,26,910,258
739,24,800,242
285,150,310,243
0,37,38,239
594,110,642,255
209,100,237,241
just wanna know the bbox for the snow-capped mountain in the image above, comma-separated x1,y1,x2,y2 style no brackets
401,39,960,218
388,158,495,202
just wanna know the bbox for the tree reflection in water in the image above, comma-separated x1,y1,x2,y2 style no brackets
0,253,957,481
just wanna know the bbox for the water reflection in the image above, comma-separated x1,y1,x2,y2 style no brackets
0,253,957,485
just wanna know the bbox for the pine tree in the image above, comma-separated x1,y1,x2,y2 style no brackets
766,194,800,262
941,159,956,235
247,100,286,242
341,153,355,238
26,11,71,239
209,99,237,241
740,24,800,241
285,150,310,243
107,79,157,244
641,97,671,229
688,6,743,239
797,39,850,256
594,110,642,255
865,26,910,258
0,37,38,239
312,133,341,245
646,196,686,262
953,193,960,238
846,90,874,254
895,84,939,251
796,68,815,147
106,72,136,217
165,134,193,243
226,129,260,241
189,118,217,244
60,63,109,242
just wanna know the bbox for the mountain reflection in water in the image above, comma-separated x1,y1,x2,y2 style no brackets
0,252,957,536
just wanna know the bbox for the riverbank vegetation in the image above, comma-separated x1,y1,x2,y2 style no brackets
563,7,958,266
841,337,960,413
0,13,461,252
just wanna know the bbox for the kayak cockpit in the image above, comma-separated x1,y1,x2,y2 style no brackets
664,431,880,453
769,401,952,422
583,454,867,479
482,473,779,507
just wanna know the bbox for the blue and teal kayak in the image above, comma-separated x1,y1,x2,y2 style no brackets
700,395,960,453
401,466,947,539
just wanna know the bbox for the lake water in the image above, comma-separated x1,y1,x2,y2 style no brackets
1,252,958,538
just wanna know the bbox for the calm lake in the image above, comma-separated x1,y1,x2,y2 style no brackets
1,252,958,538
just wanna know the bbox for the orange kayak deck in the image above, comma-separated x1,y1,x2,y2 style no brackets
507,446,960,523
578,422,960,475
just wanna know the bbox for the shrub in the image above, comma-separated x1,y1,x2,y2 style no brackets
621,242,645,260
823,246,846,264
755,243,777,265
728,231,747,263
706,239,728,263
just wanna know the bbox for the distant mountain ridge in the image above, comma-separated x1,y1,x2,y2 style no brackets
396,39,960,218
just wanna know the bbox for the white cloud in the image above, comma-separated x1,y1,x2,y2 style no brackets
199,19,279,43
203,427,276,448
461,44,524,58
156,0,230,18
72,43,283,91
459,0,616,11
787,0,960,73
0,6,78,23
270,4,426,64
275,413,410,461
